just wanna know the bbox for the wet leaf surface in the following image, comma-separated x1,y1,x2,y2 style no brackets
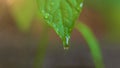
37,0,83,48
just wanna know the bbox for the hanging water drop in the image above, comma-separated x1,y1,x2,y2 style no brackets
66,36,69,45
63,36,70,50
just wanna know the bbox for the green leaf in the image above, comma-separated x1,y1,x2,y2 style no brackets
10,0,35,32
37,0,84,49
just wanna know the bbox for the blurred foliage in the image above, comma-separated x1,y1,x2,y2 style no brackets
85,0,120,41
9,0,36,32
103,1,120,41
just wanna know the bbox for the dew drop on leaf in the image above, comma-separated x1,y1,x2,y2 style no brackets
63,36,70,50
37,0,84,49
44,13,49,19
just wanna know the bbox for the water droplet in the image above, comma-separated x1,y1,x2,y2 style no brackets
63,36,70,50
80,3,83,8
66,36,69,45
44,13,49,19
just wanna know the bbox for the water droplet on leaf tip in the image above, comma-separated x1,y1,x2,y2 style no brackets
63,36,70,50
66,36,69,45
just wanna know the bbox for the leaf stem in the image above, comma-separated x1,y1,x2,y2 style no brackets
34,24,49,68
75,22,105,68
